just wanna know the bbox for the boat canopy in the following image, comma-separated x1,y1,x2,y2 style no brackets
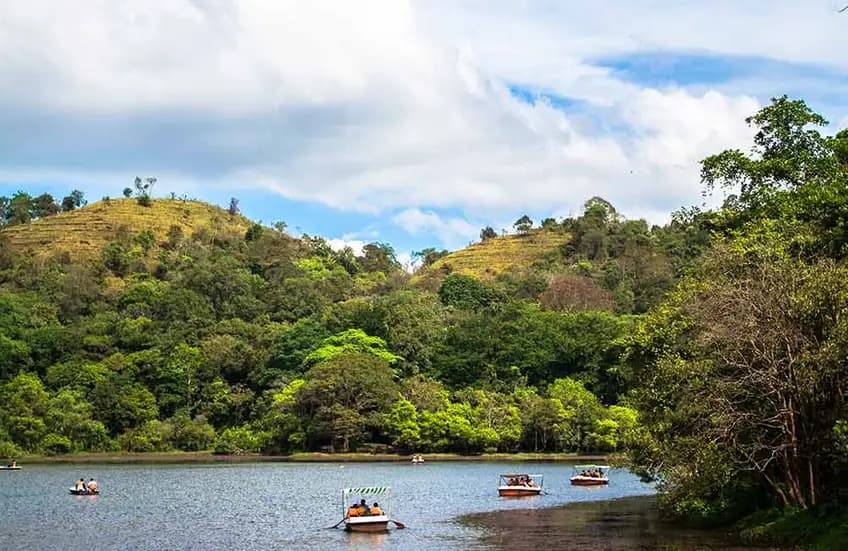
572,465,609,469
342,486,392,516
499,473,543,478
343,486,391,499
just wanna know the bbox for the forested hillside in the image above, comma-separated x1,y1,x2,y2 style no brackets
0,181,690,459
1,97,847,539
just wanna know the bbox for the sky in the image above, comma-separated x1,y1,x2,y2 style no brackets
1,1,847,263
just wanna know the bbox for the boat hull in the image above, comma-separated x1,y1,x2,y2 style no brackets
0,466,21,471
345,516,390,532
69,489,100,495
498,486,542,497
570,477,609,486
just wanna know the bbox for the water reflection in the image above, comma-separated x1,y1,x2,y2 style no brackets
346,531,388,550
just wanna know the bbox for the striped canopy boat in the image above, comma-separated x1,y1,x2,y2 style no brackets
342,486,392,532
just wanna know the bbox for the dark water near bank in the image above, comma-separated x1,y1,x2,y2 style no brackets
464,495,778,551
0,462,742,550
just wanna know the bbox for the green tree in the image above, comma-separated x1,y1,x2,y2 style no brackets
297,353,398,451
513,215,533,234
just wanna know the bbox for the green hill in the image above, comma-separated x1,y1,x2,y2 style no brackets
0,198,253,260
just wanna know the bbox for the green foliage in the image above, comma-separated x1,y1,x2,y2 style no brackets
438,273,502,310
214,426,268,454
302,329,400,367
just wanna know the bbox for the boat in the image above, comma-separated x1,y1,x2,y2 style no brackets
69,488,100,495
570,465,610,486
342,486,393,532
411,455,424,464
497,473,543,497
0,466,22,471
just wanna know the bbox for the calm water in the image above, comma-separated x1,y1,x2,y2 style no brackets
0,462,654,550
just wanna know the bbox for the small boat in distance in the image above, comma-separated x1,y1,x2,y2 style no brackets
411,455,425,464
570,465,610,486
342,486,392,532
1,460,21,471
69,488,99,495
497,473,543,497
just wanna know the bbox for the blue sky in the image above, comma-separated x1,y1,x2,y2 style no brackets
1,1,847,263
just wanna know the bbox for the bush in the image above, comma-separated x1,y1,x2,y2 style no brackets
137,195,152,207
171,415,216,451
42,433,73,455
0,440,21,458
117,420,173,452
213,426,268,455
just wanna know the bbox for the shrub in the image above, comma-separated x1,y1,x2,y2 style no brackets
42,433,73,455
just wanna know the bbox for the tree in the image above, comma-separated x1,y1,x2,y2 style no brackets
134,177,157,206
480,226,497,241
301,329,400,367
7,192,32,224
359,242,400,273
297,353,398,451
32,193,60,218
123,187,133,198
539,274,615,312
513,215,533,234
701,96,835,210
438,273,501,310
412,247,448,269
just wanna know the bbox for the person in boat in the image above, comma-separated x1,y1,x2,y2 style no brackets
74,478,85,491
370,502,383,516
357,499,370,516
8,459,16,468
87,478,98,493
347,502,360,518
527,478,537,488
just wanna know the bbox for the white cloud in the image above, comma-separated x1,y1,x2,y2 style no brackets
0,0,842,246
392,209,478,249
327,238,366,256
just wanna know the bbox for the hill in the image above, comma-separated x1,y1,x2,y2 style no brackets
0,198,254,260
416,229,570,285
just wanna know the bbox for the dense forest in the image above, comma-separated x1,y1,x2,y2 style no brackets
1,96,846,526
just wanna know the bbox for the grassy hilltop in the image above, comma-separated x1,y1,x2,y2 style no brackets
0,198,254,260
427,231,570,279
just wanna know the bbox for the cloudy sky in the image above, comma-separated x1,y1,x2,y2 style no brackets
1,1,846,260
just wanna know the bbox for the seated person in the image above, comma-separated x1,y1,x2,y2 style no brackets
357,498,370,516
527,478,537,487
370,502,383,516
87,479,98,492
74,478,85,491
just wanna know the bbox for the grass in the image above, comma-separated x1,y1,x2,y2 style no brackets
416,229,570,286
18,451,610,464
0,198,253,260
736,505,848,550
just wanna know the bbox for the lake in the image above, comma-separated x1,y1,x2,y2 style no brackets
0,461,655,550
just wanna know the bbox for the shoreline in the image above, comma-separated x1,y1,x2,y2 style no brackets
461,495,773,551
16,451,612,465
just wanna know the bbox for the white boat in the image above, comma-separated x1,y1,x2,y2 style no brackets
570,465,610,486
497,473,543,497
341,486,398,532
411,455,425,464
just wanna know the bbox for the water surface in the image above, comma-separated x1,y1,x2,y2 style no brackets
0,461,652,550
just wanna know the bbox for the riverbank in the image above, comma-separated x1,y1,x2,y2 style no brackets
17,451,612,464
736,506,848,551
462,496,778,551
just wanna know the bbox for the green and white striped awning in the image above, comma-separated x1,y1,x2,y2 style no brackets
343,487,390,495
